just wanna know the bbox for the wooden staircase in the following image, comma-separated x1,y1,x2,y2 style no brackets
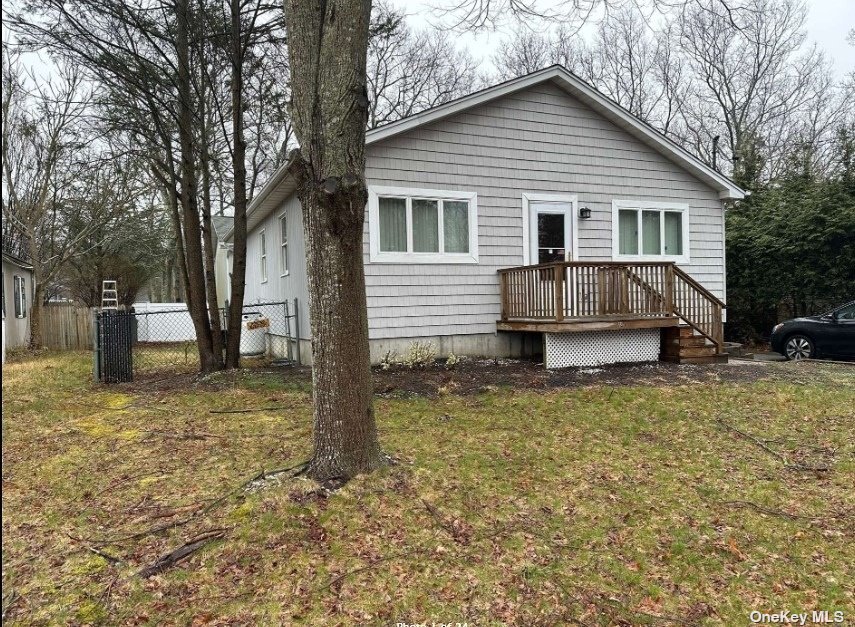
660,326,728,364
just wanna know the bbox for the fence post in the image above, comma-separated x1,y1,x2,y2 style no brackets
293,297,301,366
93,312,101,382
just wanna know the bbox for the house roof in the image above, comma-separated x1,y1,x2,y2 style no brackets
211,214,234,246
2,252,33,271
2,231,33,269
225,65,745,241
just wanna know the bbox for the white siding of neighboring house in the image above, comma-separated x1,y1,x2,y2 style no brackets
244,79,727,352
2,259,33,350
243,193,311,340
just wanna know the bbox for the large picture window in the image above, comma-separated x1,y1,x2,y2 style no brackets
613,200,690,262
369,187,478,263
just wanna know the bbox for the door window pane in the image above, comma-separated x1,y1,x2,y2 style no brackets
443,201,469,253
537,213,564,249
379,197,407,252
412,199,439,252
618,209,638,255
537,213,565,263
642,210,661,255
664,211,683,255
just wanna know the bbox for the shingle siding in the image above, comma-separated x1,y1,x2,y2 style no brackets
362,81,724,338
246,80,726,342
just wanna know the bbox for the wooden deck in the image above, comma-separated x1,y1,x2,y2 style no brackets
498,261,725,352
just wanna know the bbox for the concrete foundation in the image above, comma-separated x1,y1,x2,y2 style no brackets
265,331,541,367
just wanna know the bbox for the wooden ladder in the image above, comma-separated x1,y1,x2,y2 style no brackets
101,280,119,310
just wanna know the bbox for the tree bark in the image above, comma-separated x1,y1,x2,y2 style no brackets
26,230,43,349
283,0,381,481
225,0,249,370
175,0,222,373
29,283,44,350
198,37,224,362
200,145,224,361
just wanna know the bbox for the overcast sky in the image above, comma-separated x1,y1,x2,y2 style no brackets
390,0,855,81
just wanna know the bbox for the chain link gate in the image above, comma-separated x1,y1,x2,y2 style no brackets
93,300,300,382
93,310,134,382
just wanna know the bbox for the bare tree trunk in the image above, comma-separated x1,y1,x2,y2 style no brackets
26,230,43,349
29,281,44,350
175,0,221,373
198,39,224,362
225,0,248,369
200,154,224,360
283,0,381,481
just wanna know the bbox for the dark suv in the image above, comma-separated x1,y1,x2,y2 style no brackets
770,300,855,360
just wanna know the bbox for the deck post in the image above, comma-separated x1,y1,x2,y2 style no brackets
664,264,675,315
553,265,564,321
713,303,723,353
499,272,509,321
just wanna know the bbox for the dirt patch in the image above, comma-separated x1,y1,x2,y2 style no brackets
371,357,792,396
114,355,827,397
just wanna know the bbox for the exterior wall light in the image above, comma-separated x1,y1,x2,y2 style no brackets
579,206,592,219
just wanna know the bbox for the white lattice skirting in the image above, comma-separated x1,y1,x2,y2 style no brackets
544,329,661,369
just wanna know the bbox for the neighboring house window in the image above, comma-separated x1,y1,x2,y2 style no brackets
368,186,478,263
13,275,27,318
612,200,690,262
279,214,288,276
259,229,268,283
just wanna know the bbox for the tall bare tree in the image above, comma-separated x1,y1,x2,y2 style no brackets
366,1,481,128
1,47,133,347
492,28,573,80
283,0,381,482
675,0,829,185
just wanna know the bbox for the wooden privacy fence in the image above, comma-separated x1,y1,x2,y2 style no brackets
40,305,95,350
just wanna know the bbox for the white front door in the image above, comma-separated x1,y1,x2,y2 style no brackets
529,201,573,265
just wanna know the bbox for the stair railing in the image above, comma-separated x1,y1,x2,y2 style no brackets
670,265,725,353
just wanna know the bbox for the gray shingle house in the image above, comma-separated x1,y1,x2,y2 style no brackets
224,66,745,368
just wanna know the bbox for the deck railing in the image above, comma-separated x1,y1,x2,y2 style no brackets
498,261,724,351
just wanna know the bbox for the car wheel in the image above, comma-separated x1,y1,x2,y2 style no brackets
784,334,815,360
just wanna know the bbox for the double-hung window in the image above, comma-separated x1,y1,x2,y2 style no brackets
279,214,289,276
369,186,478,263
259,229,268,283
613,200,690,263
13,275,27,318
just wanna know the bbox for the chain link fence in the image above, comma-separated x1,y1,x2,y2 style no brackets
95,300,299,381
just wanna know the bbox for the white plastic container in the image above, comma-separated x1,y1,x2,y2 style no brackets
239,313,268,356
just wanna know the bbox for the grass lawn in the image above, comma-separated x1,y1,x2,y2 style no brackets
2,352,853,625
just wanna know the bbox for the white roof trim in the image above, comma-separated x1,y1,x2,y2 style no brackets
367,65,745,200
223,154,297,242
232,65,744,240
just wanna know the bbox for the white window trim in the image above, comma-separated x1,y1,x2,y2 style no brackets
521,193,579,266
612,199,691,264
14,275,27,319
278,213,289,277
259,228,268,283
368,185,479,264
